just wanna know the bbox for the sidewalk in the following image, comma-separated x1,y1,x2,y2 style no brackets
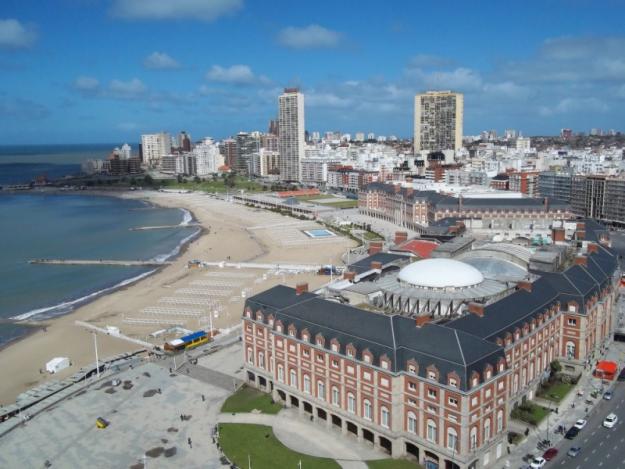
504,341,625,468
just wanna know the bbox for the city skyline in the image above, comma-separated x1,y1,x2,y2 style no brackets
1,1,625,144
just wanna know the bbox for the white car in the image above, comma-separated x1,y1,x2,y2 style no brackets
530,456,546,468
574,418,587,430
603,413,618,428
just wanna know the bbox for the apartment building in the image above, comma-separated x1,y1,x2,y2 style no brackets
572,175,625,226
414,91,464,154
278,88,305,182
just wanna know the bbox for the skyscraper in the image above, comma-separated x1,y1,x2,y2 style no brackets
278,88,305,182
141,132,172,168
235,132,260,177
413,91,463,154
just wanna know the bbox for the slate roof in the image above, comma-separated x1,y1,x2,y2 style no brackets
245,285,504,391
348,252,410,275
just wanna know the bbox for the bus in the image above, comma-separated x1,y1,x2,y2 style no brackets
164,330,209,353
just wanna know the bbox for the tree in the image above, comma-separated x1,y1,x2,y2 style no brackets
550,360,562,374
225,172,237,188
193,176,201,183
143,175,153,186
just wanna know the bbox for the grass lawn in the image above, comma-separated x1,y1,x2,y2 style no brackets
219,423,340,469
162,177,264,193
220,385,282,414
511,401,551,426
362,230,384,240
367,459,424,469
539,381,574,403
296,194,336,201
324,200,359,209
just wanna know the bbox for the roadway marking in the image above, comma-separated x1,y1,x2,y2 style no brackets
584,457,589,462
600,441,604,446
593,449,597,454
584,438,589,443
607,453,611,458
593,430,597,435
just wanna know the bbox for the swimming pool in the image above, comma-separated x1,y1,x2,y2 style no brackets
303,229,336,238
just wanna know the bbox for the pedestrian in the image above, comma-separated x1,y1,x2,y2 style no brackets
180,414,183,421
201,394,205,402
188,437,192,448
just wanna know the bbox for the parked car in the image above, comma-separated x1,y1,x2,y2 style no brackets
603,413,618,428
573,419,587,430
543,448,559,461
530,456,546,468
603,391,613,400
567,446,582,457
565,426,580,439
618,369,625,381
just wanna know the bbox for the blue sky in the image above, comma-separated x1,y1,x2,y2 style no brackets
1,0,625,144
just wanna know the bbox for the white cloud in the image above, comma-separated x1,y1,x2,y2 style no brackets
278,24,341,49
539,97,609,116
408,53,452,69
306,92,352,108
0,19,37,49
422,67,483,91
110,0,242,21
73,76,100,92
108,78,147,98
206,64,256,84
482,81,531,100
143,51,180,69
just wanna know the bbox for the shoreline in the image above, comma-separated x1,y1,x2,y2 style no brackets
3,189,203,330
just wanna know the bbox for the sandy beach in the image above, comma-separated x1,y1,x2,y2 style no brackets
0,191,355,405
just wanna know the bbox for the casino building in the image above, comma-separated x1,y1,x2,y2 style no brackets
241,236,619,469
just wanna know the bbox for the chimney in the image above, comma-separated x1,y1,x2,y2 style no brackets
415,315,431,327
575,255,588,266
576,222,586,231
343,271,356,281
587,243,599,254
467,302,485,317
295,282,308,295
394,231,408,245
575,230,585,240
551,227,565,242
368,241,383,255
371,261,383,270
517,280,532,292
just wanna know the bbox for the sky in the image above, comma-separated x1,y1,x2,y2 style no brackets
1,0,625,144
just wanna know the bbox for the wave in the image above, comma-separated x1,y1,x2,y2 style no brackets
151,227,201,263
11,268,157,322
180,208,193,226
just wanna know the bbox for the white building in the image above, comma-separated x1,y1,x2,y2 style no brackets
278,88,305,182
355,132,365,142
300,158,342,185
141,132,171,168
193,138,224,176
516,137,531,152
119,143,131,160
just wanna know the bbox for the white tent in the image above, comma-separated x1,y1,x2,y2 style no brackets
46,357,70,374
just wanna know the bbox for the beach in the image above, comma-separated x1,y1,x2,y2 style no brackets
0,190,356,404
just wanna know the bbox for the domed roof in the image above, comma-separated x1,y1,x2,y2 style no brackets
397,258,484,289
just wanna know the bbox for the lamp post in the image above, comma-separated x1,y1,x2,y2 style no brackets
93,332,100,379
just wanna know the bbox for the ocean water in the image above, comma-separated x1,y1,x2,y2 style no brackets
0,144,130,185
0,192,199,347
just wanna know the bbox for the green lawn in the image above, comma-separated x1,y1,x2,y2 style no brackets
162,177,264,193
511,401,551,426
362,230,384,240
219,424,340,469
325,200,359,209
220,385,283,414
367,459,423,469
296,194,336,201
538,381,574,403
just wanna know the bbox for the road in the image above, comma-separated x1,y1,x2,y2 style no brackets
545,379,625,468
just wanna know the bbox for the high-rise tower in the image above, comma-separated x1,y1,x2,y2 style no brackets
414,91,463,154
278,88,305,182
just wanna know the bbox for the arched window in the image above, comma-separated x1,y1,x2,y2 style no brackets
427,419,437,443
484,418,491,442
407,412,417,433
247,347,254,365
289,369,297,387
317,380,325,401
347,393,356,413
332,386,340,406
381,406,389,428
447,427,458,451
470,427,478,450
303,375,311,394
258,352,265,369
364,399,372,420
497,410,504,432
566,341,576,359
277,364,284,383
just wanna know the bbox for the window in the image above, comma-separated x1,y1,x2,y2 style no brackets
331,359,339,368
566,341,576,359
381,360,389,370
277,365,284,383
276,325,282,333
289,344,296,353
347,393,356,413
447,428,458,451
428,370,437,380
427,405,436,414
428,388,437,399
317,381,325,401
497,410,504,432
364,400,372,420
427,419,437,443
331,343,339,352
407,412,417,433
258,352,265,369
247,347,254,365
347,347,354,358
448,397,458,407
364,354,371,363
381,407,389,428
408,381,416,391
408,364,417,374
302,349,310,358
289,369,297,387
316,353,324,363
449,377,458,388
470,427,478,450
289,328,295,337
363,371,372,381
484,418,491,442
408,398,417,407
332,387,339,406
316,337,323,346
471,396,478,406
485,389,491,399
303,375,311,394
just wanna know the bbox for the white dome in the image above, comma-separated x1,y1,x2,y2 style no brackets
397,258,484,289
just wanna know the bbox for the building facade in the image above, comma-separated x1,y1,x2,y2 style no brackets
141,132,172,168
571,175,625,226
538,172,572,203
414,91,464,154
242,240,619,469
278,88,305,182
235,132,260,177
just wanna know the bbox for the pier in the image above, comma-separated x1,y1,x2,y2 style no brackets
29,259,171,267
